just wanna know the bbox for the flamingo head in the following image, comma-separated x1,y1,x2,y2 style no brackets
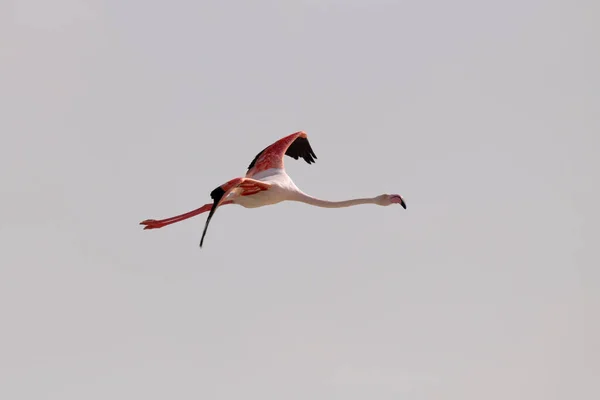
377,194,407,209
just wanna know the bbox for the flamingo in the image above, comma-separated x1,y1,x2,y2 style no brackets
140,131,406,247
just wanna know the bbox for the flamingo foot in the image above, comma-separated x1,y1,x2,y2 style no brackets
140,219,164,230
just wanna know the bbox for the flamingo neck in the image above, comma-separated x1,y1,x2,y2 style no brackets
293,192,379,208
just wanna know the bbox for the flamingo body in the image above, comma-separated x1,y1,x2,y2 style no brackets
140,131,406,248
229,170,298,208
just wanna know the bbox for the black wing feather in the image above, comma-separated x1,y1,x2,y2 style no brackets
285,137,317,165
199,186,226,248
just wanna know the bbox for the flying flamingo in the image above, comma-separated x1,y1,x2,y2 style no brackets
140,131,406,247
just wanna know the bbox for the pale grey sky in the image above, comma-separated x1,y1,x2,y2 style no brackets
1,0,598,399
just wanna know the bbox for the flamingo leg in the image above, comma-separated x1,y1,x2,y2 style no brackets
140,201,232,230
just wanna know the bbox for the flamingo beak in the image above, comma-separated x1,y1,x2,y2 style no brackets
391,195,406,209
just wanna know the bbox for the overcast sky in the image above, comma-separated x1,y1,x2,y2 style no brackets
1,1,598,399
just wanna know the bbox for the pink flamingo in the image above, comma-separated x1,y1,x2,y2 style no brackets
140,131,406,247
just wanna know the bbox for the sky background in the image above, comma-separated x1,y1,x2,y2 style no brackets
1,0,598,399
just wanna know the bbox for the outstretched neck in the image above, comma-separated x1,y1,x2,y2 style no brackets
293,191,379,208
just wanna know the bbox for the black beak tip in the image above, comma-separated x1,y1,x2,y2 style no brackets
401,200,407,209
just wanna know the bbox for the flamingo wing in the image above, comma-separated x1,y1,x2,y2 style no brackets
246,131,317,177
200,177,271,248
